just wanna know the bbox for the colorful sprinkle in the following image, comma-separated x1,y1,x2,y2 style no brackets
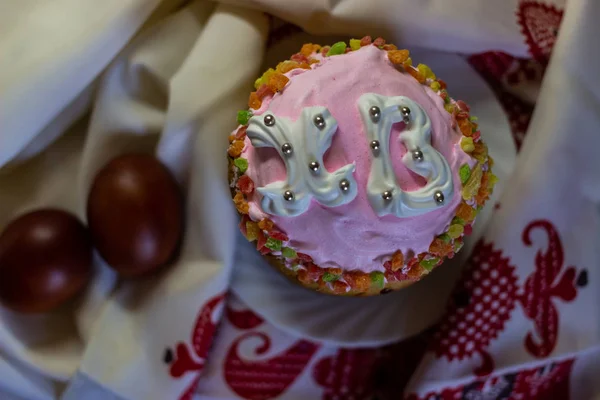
332,281,348,294
322,272,339,282
387,49,410,65
420,258,440,271
236,175,254,195
265,237,282,251
233,157,248,173
258,218,274,231
406,66,426,83
282,247,297,259
297,252,313,262
248,92,261,109
464,225,473,235
237,110,252,125
256,84,274,100
360,36,372,46
391,250,404,271
228,140,245,158
235,126,247,140
267,73,289,92
462,163,483,201
429,238,453,258
373,37,386,47
430,81,441,92
452,216,466,225
417,64,436,80
458,118,473,137
370,271,385,288
459,164,471,184
382,44,398,51
447,224,464,239
291,53,309,63
349,39,361,51
300,43,321,56
327,41,347,56
245,221,260,241
268,230,289,242
438,233,452,243
456,202,476,223
233,192,249,214
254,68,275,90
460,137,475,153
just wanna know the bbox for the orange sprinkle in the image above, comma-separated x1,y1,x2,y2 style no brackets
458,118,473,137
276,60,300,74
228,134,236,144
346,272,370,292
456,202,476,223
258,218,274,231
406,261,424,279
406,66,426,84
298,62,311,69
233,192,249,214
309,58,320,65
256,84,274,100
228,140,245,158
267,73,289,92
391,250,404,271
472,141,489,162
360,36,372,46
248,92,261,110
382,44,398,51
297,269,311,285
300,43,320,56
328,267,343,275
429,238,453,258
388,49,410,65
332,280,348,294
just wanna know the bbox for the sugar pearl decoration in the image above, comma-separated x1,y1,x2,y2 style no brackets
339,179,351,192
370,140,380,151
382,191,393,201
401,106,411,123
434,191,445,205
283,191,295,201
313,114,326,129
264,114,275,126
281,143,293,155
309,161,320,172
369,106,381,122
412,149,424,162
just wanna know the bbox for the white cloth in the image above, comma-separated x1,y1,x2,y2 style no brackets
1,0,599,399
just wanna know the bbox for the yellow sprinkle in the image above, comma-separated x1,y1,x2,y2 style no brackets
462,163,483,200
488,173,499,189
447,224,464,239
430,81,441,92
461,137,475,153
417,64,436,80
349,39,361,51
444,103,456,114
403,57,413,67
254,68,276,90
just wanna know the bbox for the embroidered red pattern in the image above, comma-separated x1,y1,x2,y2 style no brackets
431,220,579,376
517,1,564,64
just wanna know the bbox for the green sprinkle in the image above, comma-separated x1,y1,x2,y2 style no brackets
291,264,301,271
438,233,452,243
420,258,440,271
237,110,252,125
349,39,361,51
370,271,385,288
459,164,472,185
234,158,248,173
452,216,465,225
265,238,282,251
327,41,347,56
282,247,297,259
322,272,339,282
470,116,479,122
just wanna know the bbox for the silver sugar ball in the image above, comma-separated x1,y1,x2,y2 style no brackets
309,161,320,172
401,106,411,116
264,114,275,126
434,191,445,205
339,179,351,192
370,140,380,151
281,143,293,155
369,106,381,122
382,191,393,201
283,191,295,201
314,114,326,129
412,149,424,162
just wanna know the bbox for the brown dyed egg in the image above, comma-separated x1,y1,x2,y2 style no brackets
87,154,183,278
0,209,93,314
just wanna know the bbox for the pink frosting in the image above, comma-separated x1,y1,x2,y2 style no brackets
242,46,472,273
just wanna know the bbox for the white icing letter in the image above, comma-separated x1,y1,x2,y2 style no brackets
358,94,454,217
247,107,357,217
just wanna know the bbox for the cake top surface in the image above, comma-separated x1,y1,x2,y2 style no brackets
238,44,477,273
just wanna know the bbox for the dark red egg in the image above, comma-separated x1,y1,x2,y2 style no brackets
86,154,183,278
0,209,93,314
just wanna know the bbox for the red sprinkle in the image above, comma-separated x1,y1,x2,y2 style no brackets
464,225,473,235
472,131,481,141
297,252,313,262
237,175,255,195
257,230,267,250
360,36,372,46
456,111,470,120
456,100,470,112
259,246,271,255
307,263,323,280
373,37,385,47
268,230,289,242
321,47,330,56
383,260,392,271
438,79,448,89
235,126,247,140
256,84,274,100
290,53,309,63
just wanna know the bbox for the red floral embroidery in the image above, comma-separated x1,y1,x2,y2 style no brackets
167,294,226,400
224,332,321,400
517,1,564,64
431,220,580,376
226,305,265,330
